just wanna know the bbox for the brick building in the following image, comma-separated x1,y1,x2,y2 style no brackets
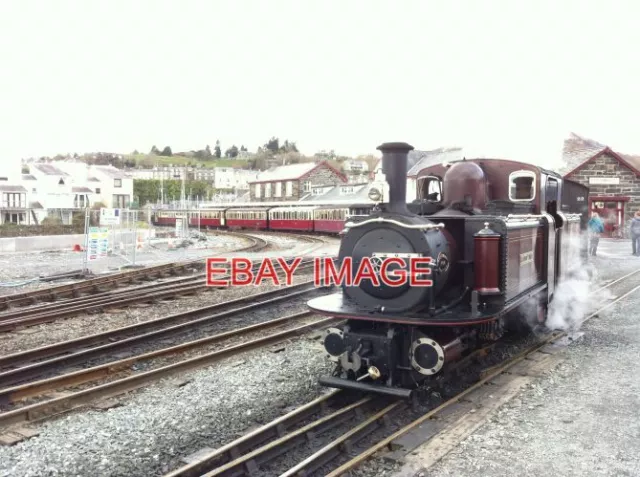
248,161,347,202
561,133,640,238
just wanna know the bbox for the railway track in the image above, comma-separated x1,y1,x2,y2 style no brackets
0,276,340,431
161,266,640,477
0,256,328,333
0,232,268,313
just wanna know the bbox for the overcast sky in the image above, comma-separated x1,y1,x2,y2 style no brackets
1,0,638,168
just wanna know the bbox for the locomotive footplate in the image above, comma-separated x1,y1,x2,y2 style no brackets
308,293,502,326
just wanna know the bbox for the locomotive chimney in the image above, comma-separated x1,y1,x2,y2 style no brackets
376,142,413,214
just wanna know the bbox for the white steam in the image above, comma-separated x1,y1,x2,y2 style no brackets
546,232,613,333
513,231,613,334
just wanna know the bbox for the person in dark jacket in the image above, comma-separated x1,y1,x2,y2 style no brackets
630,211,640,255
588,212,605,256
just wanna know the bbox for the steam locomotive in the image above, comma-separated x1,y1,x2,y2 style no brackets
307,142,589,398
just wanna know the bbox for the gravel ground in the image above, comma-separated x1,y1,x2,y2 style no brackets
0,229,337,294
1,237,633,476
0,272,317,355
0,337,335,477
385,239,640,477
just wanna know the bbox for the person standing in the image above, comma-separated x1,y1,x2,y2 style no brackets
630,211,640,255
588,212,604,256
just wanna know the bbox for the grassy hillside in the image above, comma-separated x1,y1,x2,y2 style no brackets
125,154,247,169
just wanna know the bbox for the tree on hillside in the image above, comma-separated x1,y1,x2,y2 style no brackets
132,150,139,155
161,146,172,156
225,145,239,158
264,137,280,153
214,140,221,158
150,145,160,155
280,140,298,153
205,145,212,157
240,145,247,152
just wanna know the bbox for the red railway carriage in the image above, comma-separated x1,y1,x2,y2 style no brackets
196,208,227,228
268,206,316,232
153,210,178,226
313,207,349,233
225,207,269,230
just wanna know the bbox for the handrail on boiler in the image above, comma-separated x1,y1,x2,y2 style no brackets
344,217,445,230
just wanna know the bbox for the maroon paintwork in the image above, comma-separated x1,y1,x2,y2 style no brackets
154,216,176,226
226,219,268,230
314,219,345,233
442,161,488,210
504,226,545,301
474,227,501,294
269,219,314,232
416,159,543,213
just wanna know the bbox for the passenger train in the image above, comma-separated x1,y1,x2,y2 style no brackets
151,201,376,234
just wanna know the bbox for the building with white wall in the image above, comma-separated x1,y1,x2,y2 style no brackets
88,165,134,208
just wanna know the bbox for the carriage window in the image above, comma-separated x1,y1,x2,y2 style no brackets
509,171,536,201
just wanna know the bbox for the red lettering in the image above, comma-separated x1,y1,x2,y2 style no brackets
231,258,253,286
314,257,322,287
276,257,302,286
254,258,281,286
354,257,380,287
323,257,352,287
410,257,433,286
206,258,229,286
380,258,407,287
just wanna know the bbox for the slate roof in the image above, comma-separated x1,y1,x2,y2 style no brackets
300,182,377,203
407,147,465,177
250,162,318,183
559,133,608,174
93,166,129,179
32,164,70,176
72,186,94,193
21,174,36,180
560,133,640,177
0,185,27,192
30,201,43,209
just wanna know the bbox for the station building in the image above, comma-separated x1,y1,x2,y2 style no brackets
561,133,640,238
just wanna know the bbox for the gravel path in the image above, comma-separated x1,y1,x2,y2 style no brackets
388,240,640,477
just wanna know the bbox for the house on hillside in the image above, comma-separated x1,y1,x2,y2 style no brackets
29,163,77,224
561,133,640,238
88,165,134,208
248,161,347,202
0,183,30,225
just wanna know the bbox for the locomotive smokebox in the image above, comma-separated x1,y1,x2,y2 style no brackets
377,142,414,215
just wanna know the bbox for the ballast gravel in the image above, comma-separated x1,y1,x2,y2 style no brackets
3,238,636,476
0,337,335,477
0,272,317,355
357,239,640,477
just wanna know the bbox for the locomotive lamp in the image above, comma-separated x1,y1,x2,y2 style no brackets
368,187,382,202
